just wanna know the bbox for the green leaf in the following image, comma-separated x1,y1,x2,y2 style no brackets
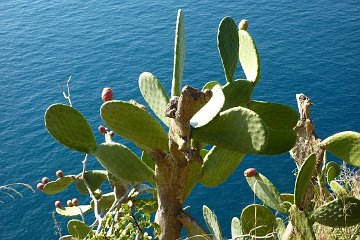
43,176,73,195
74,170,108,194
190,85,225,128
241,204,276,239
222,79,253,111
201,146,245,187
203,205,222,240
321,131,360,167
56,205,92,217
67,219,93,239
238,30,260,84
171,9,185,97
310,196,360,227
101,101,168,151
294,153,316,206
45,104,96,154
95,142,154,182
246,172,286,213
192,106,267,153
218,17,239,83
139,72,170,126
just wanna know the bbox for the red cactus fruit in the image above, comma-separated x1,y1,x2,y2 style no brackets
72,198,79,206
67,199,73,207
42,177,49,184
244,168,257,177
98,125,107,134
55,200,62,208
56,170,64,178
102,87,113,102
37,183,44,191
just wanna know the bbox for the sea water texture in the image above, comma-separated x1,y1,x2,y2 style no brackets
0,0,359,239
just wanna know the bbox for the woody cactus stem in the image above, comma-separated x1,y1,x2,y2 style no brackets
153,86,211,240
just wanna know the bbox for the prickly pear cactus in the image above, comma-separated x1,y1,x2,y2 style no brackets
74,170,107,194
172,9,185,97
56,205,92,217
231,217,243,240
203,205,222,240
294,153,316,206
43,176,73,195
67,219,93,239
221,79,253,111
289,205,315,240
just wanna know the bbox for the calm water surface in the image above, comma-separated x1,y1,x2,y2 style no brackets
0,0,359,239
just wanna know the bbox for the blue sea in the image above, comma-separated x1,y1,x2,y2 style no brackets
0,0,359,239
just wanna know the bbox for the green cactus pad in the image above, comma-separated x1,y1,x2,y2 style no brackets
248,101,298,155
240,204,276,239
289,205,315,240
201,146,245,187
183,160,202,201
329,180,348,196
100,101,168,151
202,81,221,91
218,17,239,83
280,193,294,204
203,205,222,240
43,176,73,195
238,29,260,84
222,79,253,111
67,219,93,239
45,104,96,154
56,205,92,217
246,172,286,213
321,131,360,167
139,72,170,126
231,217,243,239
190,85,225,128
171,9,185,97
141,151,155,171
74,170,107,194
95,143,154,182
192,106,267,153
276,218,286,239
90,193,115,211
178,211,211,240
325,161,341,184
294,153,316,207
310,196,360,227
59,235,72,240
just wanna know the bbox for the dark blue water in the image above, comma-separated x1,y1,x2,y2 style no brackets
1,1,359,239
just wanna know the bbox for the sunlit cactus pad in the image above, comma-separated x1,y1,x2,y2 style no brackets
192,106,267,153
67,219,93,239
43,176,73,195
56,205,92,217
218,16,239,83
172,9,185,97
201,146,245,187
203,205,222,240
222,79,253,111
74,170,107,194
90,193,115,211
294,153,316,206
139,72,170,126
95,142,154,182
325,161,341,183
311,196,360,227
45,104,96,154
100,100,168,151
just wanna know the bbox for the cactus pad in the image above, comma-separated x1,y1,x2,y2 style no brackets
238,29,260,84
276,218,286,239
100,101,168,151
231,217,243,239
139,72,170,126
289,205,315,240
321,131,360,167
95,143,154,182
45,104,96,154
67,219,93,239
202,81,221,91
190,85,225,128
178,211,211,240
325,161,341,184
141,151,155,171
192,106,267,153
294,153,316,206
56,205,92,217
248,101,298,155
201,146,245,187
171,9,185,97
183,159,202,200
280,193,294,204
310,196,360,227
329,180,348,196
90,192,115,211
218,16,239,83
43,176,73,195
240,204,276,239
203,205,222,240
74,170,107,194
246,172,286,213
222,79,253,111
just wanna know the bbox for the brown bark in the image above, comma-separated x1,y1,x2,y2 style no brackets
153,86,211,240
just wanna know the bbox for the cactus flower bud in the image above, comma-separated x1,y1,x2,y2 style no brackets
102,87,113,102
244,168,257,177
